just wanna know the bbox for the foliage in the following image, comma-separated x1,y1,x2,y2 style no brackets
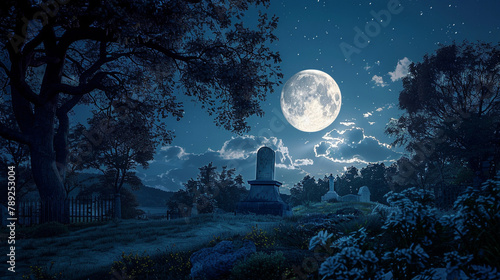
451,178,500,268
0,0,281,222
386,41,500,184
22,264,64,280
111,251,155,279
230,251,287,280
70,105,158,195
309,184,500,279
311,228,382,280
243,225,275,248
168,163,247,214
163,250,193,280
290,175,328,206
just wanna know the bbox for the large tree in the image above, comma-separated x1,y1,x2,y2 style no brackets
386,41,500,186
0,0,281,221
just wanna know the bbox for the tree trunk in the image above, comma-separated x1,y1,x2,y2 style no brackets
114,193,122,219
30,103,69,223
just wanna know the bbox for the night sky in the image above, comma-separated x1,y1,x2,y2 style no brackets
109,0,500,193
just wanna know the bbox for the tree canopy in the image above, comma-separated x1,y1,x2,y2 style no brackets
0,0,281,221
386,41,500,185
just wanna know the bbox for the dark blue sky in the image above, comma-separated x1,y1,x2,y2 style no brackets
130,0,500,193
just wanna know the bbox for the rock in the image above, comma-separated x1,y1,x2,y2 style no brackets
189,240,256,280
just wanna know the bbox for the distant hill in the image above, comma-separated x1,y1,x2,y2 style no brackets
129,185,174,208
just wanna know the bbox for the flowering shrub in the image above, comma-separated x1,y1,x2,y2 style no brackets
310,183,500,280
243,225,275,248
111,251,155,278
451,179,500,268
310,228,382,280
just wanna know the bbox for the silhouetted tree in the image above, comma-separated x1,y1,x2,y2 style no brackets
167,163,247,214
70,103,157,218
386,41,500,187
289,175,328,206
336,166,361,196
0,0,281,222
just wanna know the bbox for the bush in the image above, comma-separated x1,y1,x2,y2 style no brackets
31,222,69,238
242,225,275,248
309,185,500,280
111,251,155,278
230,251,286,280
447,178,500,272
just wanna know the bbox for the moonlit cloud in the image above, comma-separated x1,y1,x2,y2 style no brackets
294,158,314,166
376,107,383,112
371,75,388,87
138,136,310,192
340,121,356,126
363,112,372,118
313,127,400,164
389,57,411,82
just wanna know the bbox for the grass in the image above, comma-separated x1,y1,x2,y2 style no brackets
293,201,378,215
16,203,378,280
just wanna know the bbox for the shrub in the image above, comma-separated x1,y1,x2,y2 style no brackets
22,264,63,280
111,251,155,278
163,250,192,280
243,225,275,248
230,251,286,280
310,228,382,280
452,179,500,267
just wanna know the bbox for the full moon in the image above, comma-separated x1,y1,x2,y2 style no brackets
280,69,342,132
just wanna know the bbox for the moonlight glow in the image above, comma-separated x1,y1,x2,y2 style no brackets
280,69,342,132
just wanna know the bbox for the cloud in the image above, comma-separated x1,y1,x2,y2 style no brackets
339,121,356,126
388,57,411,82
363,112,372,118
375,107,383,112
138,135,308,192
368,121,375,125
371,75,388,87
314,127,400,164
294,158,314,166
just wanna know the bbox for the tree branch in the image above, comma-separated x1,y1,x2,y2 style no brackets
143,41,200,62
0,123,30,145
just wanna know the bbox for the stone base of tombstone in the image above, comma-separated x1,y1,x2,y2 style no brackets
237,180,292,216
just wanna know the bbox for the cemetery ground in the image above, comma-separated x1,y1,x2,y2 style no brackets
3,182,500,280
3,201,378,280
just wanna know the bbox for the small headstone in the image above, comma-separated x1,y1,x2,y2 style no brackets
256,147,275,181
341,194,360,202
358,186,371,202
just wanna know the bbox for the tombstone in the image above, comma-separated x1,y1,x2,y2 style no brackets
321,174,340,202
341,194,360,202
237,147,292,216
358,186,371,202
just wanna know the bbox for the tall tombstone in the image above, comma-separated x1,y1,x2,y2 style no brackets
329,174,335,192
237,147,292,216
256,147,275,181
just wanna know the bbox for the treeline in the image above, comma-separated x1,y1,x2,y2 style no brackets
290,163,397,206
167,163,248,215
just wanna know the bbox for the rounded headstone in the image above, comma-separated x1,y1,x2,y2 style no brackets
256,147,275,180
